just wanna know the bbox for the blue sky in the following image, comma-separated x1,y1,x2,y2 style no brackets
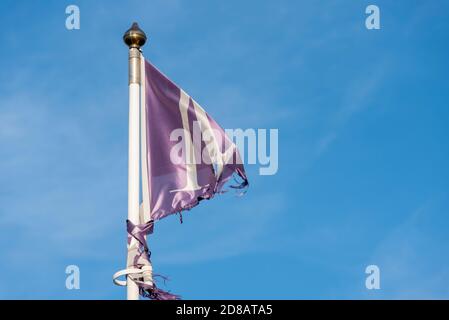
0,0,448,299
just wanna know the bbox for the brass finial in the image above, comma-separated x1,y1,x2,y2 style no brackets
123,22,147,49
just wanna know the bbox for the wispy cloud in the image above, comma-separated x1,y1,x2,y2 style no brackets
315,59,388,156
154,192,284,265
363,195,449,299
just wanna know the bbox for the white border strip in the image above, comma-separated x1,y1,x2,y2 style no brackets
140,53,151,223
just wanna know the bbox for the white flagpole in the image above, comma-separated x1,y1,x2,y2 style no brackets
123,22,147,300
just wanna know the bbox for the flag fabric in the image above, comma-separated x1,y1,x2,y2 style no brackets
140,58,248,223
114,54,248,299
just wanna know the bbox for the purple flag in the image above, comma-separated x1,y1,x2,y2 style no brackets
140,59,248,223
113,55,248,299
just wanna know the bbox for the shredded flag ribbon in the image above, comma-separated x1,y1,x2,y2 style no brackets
114,54,248,299
113,220,180,300
127,220,180,300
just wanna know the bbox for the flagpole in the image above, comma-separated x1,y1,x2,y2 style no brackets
123,22,147,301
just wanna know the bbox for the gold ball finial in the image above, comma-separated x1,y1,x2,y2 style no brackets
123,22,147,49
